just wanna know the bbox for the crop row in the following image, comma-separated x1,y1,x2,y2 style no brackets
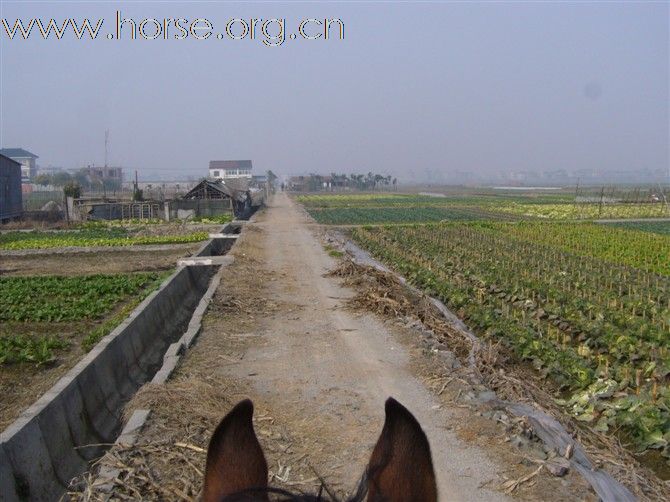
297,194,668,219
298,193,572,208
351,223,669,456
497,202,669,220
0,273,162,322
307,206,519,225
79,214,233,228
0,228,208,250
0,335,68,365
604,221,670,236
474,221,670,276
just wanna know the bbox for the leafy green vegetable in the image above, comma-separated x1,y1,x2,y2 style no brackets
0,335,68,365
0,228,208,250
0,273,161,322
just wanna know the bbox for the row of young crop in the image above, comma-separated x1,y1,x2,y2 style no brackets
606,221,670,236
474,221,670,276
306,206,519,225
298,194,668,220
0,273,165,364
497,202,669,220
298,193,572,208
0,228,209,250
351,223,669,457
0,273,161,322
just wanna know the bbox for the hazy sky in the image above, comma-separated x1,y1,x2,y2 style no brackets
0,1,667,181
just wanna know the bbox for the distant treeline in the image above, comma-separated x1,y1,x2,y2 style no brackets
288,172,398,191
33,169,121,191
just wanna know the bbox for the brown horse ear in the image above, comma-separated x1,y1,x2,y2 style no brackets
366,398,437,502
203,399,269,502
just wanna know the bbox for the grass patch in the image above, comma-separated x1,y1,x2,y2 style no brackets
324,244,344,258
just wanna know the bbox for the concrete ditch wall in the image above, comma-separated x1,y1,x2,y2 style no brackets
194,222,241,257
0,227,239,501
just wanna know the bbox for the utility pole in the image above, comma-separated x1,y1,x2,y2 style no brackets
104,130,109,167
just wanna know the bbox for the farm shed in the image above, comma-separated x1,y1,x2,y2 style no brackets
180,179,264,218
178,179,241,217
0,154,23,222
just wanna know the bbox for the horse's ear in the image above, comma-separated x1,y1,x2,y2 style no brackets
203,399,269,502
366,398,437,502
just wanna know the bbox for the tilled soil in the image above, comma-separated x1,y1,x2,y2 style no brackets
0,245,200,276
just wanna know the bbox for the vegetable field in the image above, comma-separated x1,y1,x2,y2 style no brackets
307,206,518,225
351,222,670,458
0,273,161,322
498,202,669,220
298,193,669,224
0,272,165,363
0,228,208,251
604,221,670,236
479,221,670,276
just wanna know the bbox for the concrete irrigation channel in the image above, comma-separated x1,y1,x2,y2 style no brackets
0,221,245,501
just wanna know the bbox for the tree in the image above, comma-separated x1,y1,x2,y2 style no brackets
34,173,51,186
73,169,92,189
63,181,81,198
52,171,73,186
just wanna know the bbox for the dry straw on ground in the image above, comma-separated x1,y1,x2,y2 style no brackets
67,377,234,501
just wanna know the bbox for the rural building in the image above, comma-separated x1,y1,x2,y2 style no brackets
181,179,264,218
287,176,309,191
83,165,124,184
287,175,330,191
0,154,23,221
0,147,39,181
209,160,253,180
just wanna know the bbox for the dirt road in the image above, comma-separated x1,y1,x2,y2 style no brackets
238,192,510,500
102,193,596,501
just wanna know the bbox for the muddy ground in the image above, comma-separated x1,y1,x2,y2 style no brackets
73,194,634,501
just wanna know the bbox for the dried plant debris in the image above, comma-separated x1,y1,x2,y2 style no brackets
67,377,235,501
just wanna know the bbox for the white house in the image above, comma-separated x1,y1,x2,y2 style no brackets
209,160,252,180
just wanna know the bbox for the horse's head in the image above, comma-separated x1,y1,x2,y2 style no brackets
202,398,437,502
